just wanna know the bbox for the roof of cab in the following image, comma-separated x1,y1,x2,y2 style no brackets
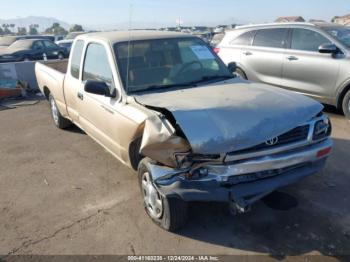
77,30,194,44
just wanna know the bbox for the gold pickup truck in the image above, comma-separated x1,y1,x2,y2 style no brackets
35,31,332,231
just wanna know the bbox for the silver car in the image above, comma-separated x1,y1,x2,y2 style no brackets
217,22,350,119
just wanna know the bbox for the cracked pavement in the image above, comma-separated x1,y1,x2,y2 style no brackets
0,102,350,258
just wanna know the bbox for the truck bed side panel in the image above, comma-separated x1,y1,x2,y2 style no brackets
35,61,69,118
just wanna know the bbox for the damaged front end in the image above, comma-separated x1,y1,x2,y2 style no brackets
139,107,332,213
135,82,332,212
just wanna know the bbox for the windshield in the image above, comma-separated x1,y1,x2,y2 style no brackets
323,26,350,48
114,37,232,93
9,40,33,49
0,36,18,46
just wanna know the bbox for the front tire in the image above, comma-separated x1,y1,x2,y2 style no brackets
138,158,188,231
58,52,64,60
49,95,72,129
342,90,350,119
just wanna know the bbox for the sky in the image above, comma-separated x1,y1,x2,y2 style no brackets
2,0,350,28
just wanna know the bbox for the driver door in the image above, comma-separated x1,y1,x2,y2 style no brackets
31,40,46,60
78,42,123,158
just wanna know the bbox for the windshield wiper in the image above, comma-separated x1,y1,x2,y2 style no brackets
128,75,234,94
188,75,234,85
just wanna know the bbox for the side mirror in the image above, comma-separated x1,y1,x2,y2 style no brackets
84,80,116,98
318,43,338,54
227,62,237,73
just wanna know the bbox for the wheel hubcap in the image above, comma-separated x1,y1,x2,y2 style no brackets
141,172,163,219
50,98,59,125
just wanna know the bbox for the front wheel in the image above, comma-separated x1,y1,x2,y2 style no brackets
49,95,72,129
342,91,350,119
138,158,188,231
58,52,64,60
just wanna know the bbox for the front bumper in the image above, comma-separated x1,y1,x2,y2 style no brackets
147,138,332,206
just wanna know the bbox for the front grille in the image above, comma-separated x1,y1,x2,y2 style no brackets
230,125,310,155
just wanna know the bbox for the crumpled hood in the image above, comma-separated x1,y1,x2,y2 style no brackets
134,79,323,155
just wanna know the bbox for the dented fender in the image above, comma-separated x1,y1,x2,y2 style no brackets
139,114,191,167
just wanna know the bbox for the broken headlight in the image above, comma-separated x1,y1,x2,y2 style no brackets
174,152,192,169
313,117,332,141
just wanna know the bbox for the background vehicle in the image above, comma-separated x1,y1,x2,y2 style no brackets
35,31,332,231
0,39,68,62
56,39,74,54
64,31,85,40
217,22,350,119
0,35,58,48
210,33,225,47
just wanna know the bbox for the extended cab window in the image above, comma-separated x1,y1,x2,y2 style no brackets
291,28,331,52
253,28,288,48
70,40,84,79
230,31,256,46
83,43,114,86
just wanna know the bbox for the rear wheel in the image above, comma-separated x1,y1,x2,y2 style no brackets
58,52,64,60
138,158,188,231
49,94,72,129
342,90,350,119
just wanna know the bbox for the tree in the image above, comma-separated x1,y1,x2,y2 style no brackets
331,16,339,23
69,24,84,32
10,24,15,33
2,24,11,35
0,27,4,35
44,23,67,35
29,24,39,35
17,27,27,36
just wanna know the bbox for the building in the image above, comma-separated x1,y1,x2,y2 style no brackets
333,14,350,26
275,16,305,23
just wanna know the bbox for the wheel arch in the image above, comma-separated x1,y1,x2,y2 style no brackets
43,86,51,100
337,82,350,110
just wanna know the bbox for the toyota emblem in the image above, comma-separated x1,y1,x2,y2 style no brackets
265,137,279,146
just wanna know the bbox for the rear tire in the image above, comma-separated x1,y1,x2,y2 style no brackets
342,90,350,119
58,52,64,60
234,68,247,80
138,158,188,231
49,94,72,129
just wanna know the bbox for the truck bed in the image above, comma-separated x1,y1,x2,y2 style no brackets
35,59,69,118
38,59,68,73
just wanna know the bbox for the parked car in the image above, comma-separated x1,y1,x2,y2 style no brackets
210,33,225,47
64,31,85,40
0,39,68,63
35,31,332,231
217,22,350,118
56,39,74,54
0,35,59,48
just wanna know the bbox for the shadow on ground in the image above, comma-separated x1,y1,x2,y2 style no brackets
175,137,350,258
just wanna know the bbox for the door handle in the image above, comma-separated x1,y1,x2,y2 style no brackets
243,51,253,56
287,56,298,61
77,92,84,100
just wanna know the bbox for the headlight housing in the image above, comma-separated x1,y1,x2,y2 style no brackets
313,116,332,141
